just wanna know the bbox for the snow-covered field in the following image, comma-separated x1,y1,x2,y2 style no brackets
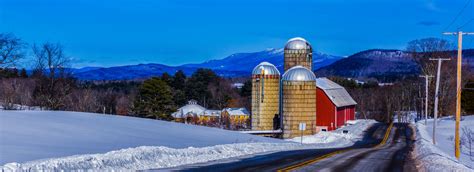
0,111,377,171
0,111,282,164
415,115,474,171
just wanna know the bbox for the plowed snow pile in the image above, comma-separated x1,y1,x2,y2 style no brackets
287,120,377,146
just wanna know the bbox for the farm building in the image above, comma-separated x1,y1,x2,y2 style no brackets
221,108,250,130
171,100,206,123
171,100,220,125
315,77,357,131
284,37,312,71
281,66,317,139
251,62,280,131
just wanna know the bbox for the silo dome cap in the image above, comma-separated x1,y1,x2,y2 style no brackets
285,37,312,50
252,62,280,75
282,66,316,81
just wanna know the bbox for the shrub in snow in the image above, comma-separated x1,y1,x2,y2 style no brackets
461,126,474,160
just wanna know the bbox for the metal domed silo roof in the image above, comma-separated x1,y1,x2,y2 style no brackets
252,62,280,75
285,37,312,50
282,66,316,81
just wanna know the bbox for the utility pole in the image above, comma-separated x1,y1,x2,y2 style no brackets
419,75,433,125
429,58,450,145
420,98,424,122
443,31,474,159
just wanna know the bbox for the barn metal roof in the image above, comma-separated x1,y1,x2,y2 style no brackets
316,77,357,107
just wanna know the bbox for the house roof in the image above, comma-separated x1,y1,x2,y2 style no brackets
223,108,250,116
200,110,221,117
316,77,357,107
171,101,206,118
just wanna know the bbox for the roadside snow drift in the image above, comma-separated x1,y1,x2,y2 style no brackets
0,111,283,164
415,116,474,171
287,119,377,147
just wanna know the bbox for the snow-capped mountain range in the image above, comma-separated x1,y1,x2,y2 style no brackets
71,48,474,81
73,48,343,80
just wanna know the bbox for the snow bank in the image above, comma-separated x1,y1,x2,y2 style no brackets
414,116,474,171
1,143,305,171
287,119,377,146
0,111,284,164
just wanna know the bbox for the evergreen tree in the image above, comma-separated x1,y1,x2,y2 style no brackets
161,72,173,86
20,68,28,78
240,80,252,97
185,68,218,107
173,89,187,107
11,68,19,77
462,80,474,114
0,68,19,78
133,77,175,120
173,70,186,90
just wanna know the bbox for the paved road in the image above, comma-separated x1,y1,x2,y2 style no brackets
289,123,416,172
158,123,416,172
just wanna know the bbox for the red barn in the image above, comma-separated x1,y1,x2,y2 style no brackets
316,78,357,131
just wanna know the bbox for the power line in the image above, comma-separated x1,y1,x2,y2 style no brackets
457,18,474,30
443,0,472,31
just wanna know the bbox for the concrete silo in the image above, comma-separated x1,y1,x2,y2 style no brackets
284,37,313,71
251,62,280,131
281,66,317,139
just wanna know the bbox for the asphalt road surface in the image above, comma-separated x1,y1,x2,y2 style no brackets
157,123,416,172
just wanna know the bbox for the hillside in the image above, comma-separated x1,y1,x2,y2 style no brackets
73,49,342,80
315,49,474,82
0,111,283,164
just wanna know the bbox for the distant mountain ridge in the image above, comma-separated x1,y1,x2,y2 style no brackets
315,49,474,82
72,48,474,81
181,48,342,72
73,48,343,80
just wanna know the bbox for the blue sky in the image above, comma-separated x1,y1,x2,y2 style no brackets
1,0,473,68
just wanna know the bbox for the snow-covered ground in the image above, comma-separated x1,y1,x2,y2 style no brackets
1,111,377,171
0,111,282,163
415,115,474,171
287,120,377,146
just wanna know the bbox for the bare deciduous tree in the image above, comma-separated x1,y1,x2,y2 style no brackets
32,42,74,110
407,38,456,116
0,33,24,68
461,126,474,160
0,78,34,110
65,88,98,112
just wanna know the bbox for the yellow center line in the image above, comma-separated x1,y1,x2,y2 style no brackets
278,123,394,172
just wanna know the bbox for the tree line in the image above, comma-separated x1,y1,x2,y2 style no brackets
131,69,250,120
0,33,250,121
